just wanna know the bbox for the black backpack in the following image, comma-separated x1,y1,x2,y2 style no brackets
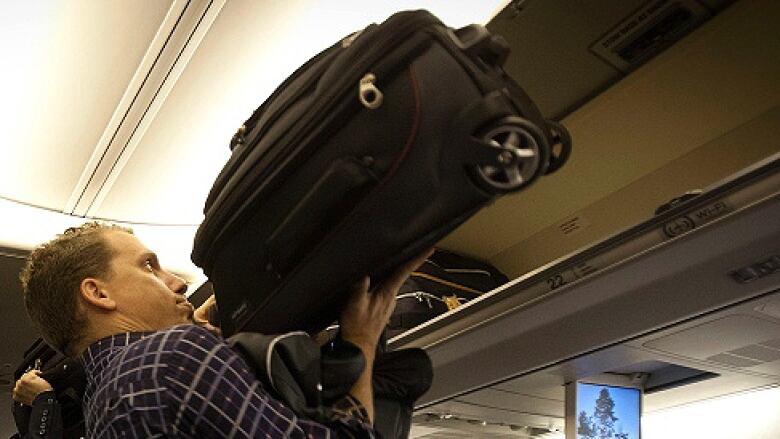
11,339,86,439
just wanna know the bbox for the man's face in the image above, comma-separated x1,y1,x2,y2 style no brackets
100,230,192,331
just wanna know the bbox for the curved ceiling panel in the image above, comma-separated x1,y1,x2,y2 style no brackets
0,1,174,211
88,1,306,225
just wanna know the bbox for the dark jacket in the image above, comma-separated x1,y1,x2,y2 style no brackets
11,349,85,439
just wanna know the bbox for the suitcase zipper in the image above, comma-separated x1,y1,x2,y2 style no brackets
358,73,383,109
230,12,435,190
397,291,466,310
246,11,437,158
242,46,338,142
206,48,339,210
397,291,441,309
253,12,437,168
241,21,378,148
341,28,365,48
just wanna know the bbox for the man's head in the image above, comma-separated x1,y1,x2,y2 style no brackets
21,222,191,357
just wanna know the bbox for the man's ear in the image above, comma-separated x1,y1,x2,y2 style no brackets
79,278,117,311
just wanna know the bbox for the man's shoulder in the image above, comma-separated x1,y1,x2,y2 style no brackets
99,324,230,386
131,324,223,355
149,323,221,343
83,327,220,396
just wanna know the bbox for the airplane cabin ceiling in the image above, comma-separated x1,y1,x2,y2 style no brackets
0,1,175,213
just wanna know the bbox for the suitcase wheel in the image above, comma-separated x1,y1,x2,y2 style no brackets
473,117,547,193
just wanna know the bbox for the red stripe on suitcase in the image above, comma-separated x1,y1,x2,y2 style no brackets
379,64,422,188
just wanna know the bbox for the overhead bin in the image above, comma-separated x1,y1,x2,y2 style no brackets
390,152,780,405
442,0,780,278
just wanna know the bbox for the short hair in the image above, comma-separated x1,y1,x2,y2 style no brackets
20,222,132,357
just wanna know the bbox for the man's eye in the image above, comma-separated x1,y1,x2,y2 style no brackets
144,261,154,272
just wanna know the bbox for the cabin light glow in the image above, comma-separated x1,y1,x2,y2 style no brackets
643,386,780,439
0,197,206,290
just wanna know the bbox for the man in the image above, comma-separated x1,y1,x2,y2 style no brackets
21,222,430,438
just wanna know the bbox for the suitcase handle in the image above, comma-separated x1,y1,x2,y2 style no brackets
448,25,510,67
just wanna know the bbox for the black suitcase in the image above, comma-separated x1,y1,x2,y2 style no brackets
191,10,571,336
388,249,509,338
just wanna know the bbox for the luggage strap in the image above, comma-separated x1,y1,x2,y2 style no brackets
410,272,484,295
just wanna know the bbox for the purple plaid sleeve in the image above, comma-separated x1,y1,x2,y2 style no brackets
81,324,376,438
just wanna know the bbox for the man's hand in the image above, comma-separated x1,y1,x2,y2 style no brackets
338,249,433,423
12,369,53,406
192,294,222,337
340,249,433,352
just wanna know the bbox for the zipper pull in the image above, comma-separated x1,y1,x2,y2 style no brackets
230,124,246,151
443,295,461,311
341,29,365,48
359,73,383,109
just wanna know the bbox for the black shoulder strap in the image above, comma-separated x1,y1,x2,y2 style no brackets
226,331,365,424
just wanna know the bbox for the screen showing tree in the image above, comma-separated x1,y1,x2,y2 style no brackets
575,382,640,439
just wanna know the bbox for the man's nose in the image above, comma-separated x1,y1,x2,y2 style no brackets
163,270,188,296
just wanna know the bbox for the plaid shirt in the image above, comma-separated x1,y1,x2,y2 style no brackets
81,324,375,438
